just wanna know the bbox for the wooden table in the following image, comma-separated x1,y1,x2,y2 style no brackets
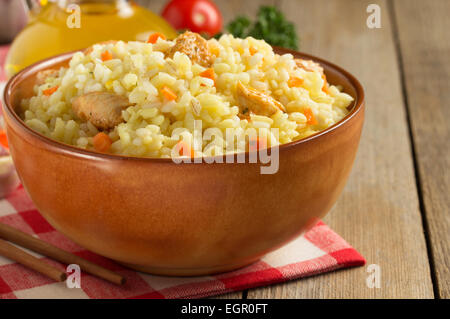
139,0,449,299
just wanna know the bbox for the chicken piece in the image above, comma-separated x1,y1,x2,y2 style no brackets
294,58,324,75
236,81,286,118
72,92,133,130
166,31,213,67
83,40,118,55
35,69,59,86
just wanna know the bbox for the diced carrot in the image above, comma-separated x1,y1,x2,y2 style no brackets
199,68,216,86
176,140,194,158
257,137,267,150
287,76,304,87
249,47,257,55
199,68,215,80
304,108,318,125
249,136,267,152
93,132,112,153
147,32,166,44
101,50,113,62
43,86,58,96
321,74,330,94
0,130,9,149
161,86,177,101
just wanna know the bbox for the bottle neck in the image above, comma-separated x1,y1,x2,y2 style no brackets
55,0,131,14
26,0,123,12
58,0,119,5
56,0,129,9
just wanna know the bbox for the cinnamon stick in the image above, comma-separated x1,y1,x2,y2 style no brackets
0,222,126,285
0,238,67,282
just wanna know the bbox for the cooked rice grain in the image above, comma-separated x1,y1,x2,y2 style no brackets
20,34,353,157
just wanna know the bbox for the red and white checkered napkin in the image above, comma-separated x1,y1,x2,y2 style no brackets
0,45,8,81
0,185,365,299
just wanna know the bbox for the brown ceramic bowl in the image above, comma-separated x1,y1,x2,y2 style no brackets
2,48,364,276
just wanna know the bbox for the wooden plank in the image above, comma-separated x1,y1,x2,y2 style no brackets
393,0,450,298
247,0,434,298
211,292,243,300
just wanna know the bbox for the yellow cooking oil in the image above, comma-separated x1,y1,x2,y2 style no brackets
5,0,177,79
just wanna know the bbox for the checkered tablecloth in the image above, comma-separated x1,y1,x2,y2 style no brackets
0,45,365,299
0,186,365,299
0,45,8,82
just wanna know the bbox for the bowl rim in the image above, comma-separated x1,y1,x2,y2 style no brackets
3,47,364,164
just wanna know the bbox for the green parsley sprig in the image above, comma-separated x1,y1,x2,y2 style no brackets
218,6,299,50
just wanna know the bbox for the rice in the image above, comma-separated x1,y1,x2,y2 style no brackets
20,34,353,158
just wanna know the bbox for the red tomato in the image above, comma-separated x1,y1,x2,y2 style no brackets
162,0,223,37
